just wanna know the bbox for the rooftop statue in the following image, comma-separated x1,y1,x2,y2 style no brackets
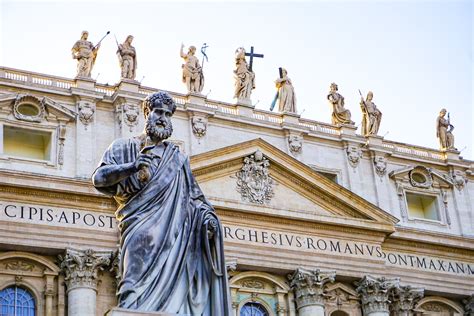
92,92,231,314
71,31,104,78
233,47,255,102
272,67,297,113
327,83,354,125
180,44,204,93
117,35,137,80
360,90,382,136
436,108,456,151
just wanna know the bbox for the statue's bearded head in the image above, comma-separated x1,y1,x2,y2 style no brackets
142,92,177,141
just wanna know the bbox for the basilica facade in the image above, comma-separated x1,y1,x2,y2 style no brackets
0,66,472,316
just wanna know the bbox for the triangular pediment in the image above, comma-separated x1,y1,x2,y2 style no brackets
389,165,453,188
0,92,76,122
191,138,398,233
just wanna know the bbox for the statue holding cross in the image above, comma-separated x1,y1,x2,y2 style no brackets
233,46,263,103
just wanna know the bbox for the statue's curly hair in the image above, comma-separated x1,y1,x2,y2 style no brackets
142,91,176,118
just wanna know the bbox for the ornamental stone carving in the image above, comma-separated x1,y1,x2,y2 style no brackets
409,166,433,188
451,170,467,191
119,103,140,131
4,260,35,272
13,95,45,122
346,145,363,168
355,275,400,315
192,116,208,138
77,100,95,128
288,267,336,309
241,279,265,289
288,134,303,154
58,248,111,292
463,294,474,316
374,156,387,177
390,285,424,316
235,150,275,204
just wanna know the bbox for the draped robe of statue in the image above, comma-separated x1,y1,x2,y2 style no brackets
328,91,353,125
276,75,297,113
360,99,382,136
71,39,98,78
95,137,231,315
234,59,255,100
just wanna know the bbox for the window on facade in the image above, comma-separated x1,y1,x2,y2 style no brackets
406,192,439,221
240,302,269,316
0,286,35,316
3,125,51,161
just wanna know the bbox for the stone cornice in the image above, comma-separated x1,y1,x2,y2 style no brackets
388,227,474,253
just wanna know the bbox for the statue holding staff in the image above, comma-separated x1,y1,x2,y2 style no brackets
436,108,456,150
359,90,382,136
71,30,109,78
271,67,297,113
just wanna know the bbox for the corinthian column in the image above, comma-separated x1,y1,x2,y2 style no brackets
59,248,111,316
288,267,336,316
390,285,424,316
464,295,474,316
355,275,400,316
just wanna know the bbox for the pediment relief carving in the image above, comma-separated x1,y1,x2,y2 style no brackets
389,165,453,189
325,282,360,306
0,93,76,123
191,138,398,228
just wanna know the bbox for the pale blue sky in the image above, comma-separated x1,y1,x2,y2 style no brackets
1,0,473,158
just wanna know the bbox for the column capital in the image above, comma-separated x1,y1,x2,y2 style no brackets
59,248,111,292
390,285,424,316
288,267,336,309
464,294,474,316
355,275,400,315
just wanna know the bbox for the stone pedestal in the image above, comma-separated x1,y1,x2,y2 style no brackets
74,77,96,90
118,79,140,93
105,308,184,316
288,267,336,316
59,248,111,316
235,100,254,118
339,123,357,137
355,275,400,316
186,92,206,106
281,111,300,126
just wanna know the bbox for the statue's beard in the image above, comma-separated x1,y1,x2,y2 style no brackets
145,120,173,141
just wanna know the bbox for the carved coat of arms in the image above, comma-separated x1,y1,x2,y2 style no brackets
235,150,274,204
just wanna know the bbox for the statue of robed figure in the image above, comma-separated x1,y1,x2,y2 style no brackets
92,92,231,315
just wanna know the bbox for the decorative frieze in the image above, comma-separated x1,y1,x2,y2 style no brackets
235,150,275,204
390,285,424,316
58,248,111,292
355,275,400,315
288,267,336,308
451,170,467,191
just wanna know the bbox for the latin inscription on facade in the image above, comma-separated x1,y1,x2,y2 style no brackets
0,201,116,231
223,224,474,277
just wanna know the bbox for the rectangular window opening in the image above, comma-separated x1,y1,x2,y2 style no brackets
3,125,52,161
406,192,439,221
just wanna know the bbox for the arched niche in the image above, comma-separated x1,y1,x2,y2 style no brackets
0,251,60,316
229,271,293,316
415,296,464,316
